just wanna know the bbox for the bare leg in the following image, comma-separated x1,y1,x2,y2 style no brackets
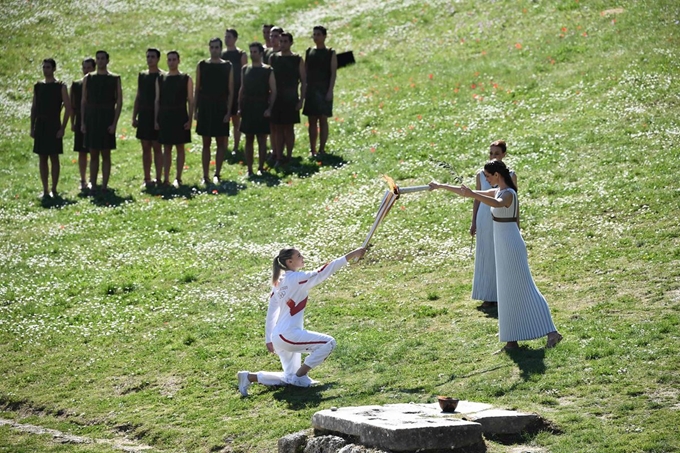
215,136,227,180
101,149,111,190
283,124,295,160
231,115,242,152
318,116,329,154
78,151,88,188
245,134,255,175
201,135,212,183
49,154,60,195
175,144,185,183
308,116,318,156
163,144,173,184
295,364,312,377
256,134,267,172
141,140,153,183
38,155,49,195
89,149,100,188
270,123,282,163
152,140,162,183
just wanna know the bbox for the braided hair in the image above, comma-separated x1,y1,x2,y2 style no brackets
272,248,296,286
484,160,517,192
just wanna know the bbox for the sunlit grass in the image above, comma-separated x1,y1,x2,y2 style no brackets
1,0,680,452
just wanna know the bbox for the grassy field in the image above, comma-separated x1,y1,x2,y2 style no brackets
1,0,679,452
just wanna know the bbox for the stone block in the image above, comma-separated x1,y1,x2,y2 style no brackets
303,435,347,453
466,409,540,435
278,430,310,453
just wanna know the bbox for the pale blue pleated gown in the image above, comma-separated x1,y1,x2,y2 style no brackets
492,188,557,342
471,171,497,302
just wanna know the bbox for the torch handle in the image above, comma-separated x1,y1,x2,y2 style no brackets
362,191,395,248
397,185,432,194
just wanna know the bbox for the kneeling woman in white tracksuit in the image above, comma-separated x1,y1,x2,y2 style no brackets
238,246,366,396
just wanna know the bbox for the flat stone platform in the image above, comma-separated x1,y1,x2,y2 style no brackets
311,401,539,452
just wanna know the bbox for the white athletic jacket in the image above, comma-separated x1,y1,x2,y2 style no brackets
265,256,348,343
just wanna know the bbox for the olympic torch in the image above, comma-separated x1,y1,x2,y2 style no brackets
361,175,431,248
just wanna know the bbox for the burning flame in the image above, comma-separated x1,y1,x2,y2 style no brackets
382,175,399,194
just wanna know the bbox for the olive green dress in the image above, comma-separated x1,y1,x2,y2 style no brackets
269,53,302,125
221,49,246,114
303,47,334,117
195,60,232,137
157,73,191,145
84,73,119,150
70,80,86,152
239,65,273,135
32,81,65,155
135,70,160,141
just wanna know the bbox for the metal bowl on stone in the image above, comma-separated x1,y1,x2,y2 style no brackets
437,396,459,413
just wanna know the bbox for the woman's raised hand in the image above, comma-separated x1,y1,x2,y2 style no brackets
347,247,367,262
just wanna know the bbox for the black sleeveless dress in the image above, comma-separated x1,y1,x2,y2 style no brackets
135,70,160,141
269,53,302,125
303,47,334,117
221,49,246,115
157,73,191,145
33,81,65,155
70,80,86,152
239,65,273,135
84,73,119,150
195,60,232,137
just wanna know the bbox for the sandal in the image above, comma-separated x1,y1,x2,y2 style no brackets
546,333,563,349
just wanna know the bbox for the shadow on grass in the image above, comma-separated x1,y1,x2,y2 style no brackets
82,188,134,207
143,180,247,199
226,149,348,181
437,363,512,386
39,194,77,209
271,382,339,410
504,347,546,381
485,415,562,445
475,303,498,319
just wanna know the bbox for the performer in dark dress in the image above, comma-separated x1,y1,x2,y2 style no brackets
193,37,233,185
81,50,123,192
303,26,337,156
222,28,248,154
31,58,71,198
264,26,283,159
262,24,273,54
239,42,276,176
269,32,306,166
264,26,282,65
132,48,162,188
70,57,95,191
155,51,193,188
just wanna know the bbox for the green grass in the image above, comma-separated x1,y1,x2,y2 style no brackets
1,0,680,452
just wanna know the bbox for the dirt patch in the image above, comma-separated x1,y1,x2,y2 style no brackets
159,375,182,398
600,8,625,16
507,447,547,453
0,417,153,452
111,376,151,396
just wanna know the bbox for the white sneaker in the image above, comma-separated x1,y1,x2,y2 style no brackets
291,374,318,388
237,371,251,396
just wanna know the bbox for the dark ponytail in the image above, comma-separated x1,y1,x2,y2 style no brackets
484,160,517,192
272,248,296,286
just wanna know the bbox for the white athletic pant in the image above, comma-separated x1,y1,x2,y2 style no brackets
256,328,336,386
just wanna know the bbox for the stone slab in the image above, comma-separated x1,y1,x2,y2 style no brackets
312,401,539,452
312,404,484,452
466,409,539,435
